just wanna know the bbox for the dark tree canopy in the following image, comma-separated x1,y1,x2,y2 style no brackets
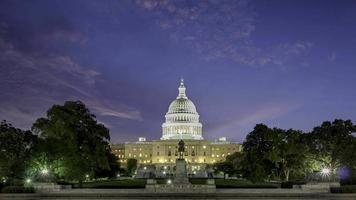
308,119,356,171
30,101,119,182
242,124,309,182
126,158,138,176
0,120,36,183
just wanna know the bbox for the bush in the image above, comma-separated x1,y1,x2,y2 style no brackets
75,179,146,189
330,187,342,193
56,180,74,186
340,176,356,185
215,179,279,188
0,182,4,192
281,181,306,188
330,185,356,193
1,186,35,193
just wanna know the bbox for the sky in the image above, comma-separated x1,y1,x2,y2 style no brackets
0,0,356,143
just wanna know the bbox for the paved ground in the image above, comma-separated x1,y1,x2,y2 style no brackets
1,188,355,200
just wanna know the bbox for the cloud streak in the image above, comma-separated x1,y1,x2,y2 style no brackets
0,35,142,130
136,0,313,66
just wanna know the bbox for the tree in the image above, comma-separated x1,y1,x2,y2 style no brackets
214,152,244,178
214,161,233,179
307,119,356,174
0,121,36,183
94,151,121,178
126,159,137,176
242,124,275,182
242,124,310,182
31,101,119,182
269,129,309,181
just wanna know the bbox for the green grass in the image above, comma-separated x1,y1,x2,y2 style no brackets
189,178,279,188
215,179,279,188
76,179,146,189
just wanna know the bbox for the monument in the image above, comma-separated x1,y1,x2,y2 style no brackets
173,139,190,185
145,139,216,193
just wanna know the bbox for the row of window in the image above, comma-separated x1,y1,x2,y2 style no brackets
119,152,231,158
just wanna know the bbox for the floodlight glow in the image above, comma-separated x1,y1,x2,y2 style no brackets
41,169,49,175
321,168,330,175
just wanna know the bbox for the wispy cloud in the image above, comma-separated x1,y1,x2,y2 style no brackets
136,0,313,66
0,35,142,130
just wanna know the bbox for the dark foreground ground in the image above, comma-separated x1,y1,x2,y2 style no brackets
1,189,356,200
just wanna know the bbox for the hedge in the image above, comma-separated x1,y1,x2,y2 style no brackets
1,186,35,193
330,185,356,193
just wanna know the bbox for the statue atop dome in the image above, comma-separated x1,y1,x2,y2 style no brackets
177,78,187,99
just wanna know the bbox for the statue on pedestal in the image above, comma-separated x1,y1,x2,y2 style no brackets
178,139,185,159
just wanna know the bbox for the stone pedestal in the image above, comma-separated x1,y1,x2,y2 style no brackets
173,159,190,185
145,158,216,193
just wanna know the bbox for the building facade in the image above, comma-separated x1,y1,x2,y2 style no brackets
111,79,242,177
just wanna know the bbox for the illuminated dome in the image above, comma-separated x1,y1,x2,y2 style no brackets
161,79,203,140
168,98,197,114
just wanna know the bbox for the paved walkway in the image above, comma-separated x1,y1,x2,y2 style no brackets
1,188,355,200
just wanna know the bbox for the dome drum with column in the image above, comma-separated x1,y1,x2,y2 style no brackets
161,79,203,140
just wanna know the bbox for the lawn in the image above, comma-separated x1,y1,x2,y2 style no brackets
74,178,279,189
75,179,146,188
190,178,279,188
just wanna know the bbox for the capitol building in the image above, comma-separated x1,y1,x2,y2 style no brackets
111,79,242,177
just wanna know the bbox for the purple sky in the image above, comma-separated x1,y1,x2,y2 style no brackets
0,0,356,143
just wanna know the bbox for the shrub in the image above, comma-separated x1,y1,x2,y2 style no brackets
1,186,35,193
75,179,146,189
340,176,356,185
281,181,306,188
215,179,279,188
330,187,342,193
330,185,356,193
